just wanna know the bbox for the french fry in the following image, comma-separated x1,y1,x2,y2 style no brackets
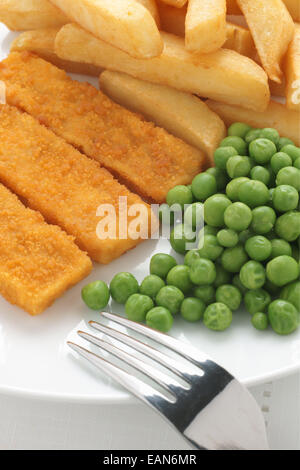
10,28,103,77
160,0,187,6
136,0,160,26
55,24,270,111
156,3,256,59
224,22,256,60
100,70,226,163
228,0,300,21
0,0,68,30
185,0,227,53
206,99,300,147
283,0,300,21
50,0,163,59
237,0,295,83
156,0,186,36
285,24,300,111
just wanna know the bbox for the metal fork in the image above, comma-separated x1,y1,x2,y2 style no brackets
68,312,269,450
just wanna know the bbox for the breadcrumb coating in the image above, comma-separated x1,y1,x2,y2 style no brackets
0,183,92,315
0,104,155,264
0,52,204,203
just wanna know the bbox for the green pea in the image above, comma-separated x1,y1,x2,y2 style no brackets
166,185,193,210
125,294,154,322
159,203,175,226
268,300,299,335
245,236,272,261
206,167,229,191
203,303,233,331
238,180,270,208
191,173,217,201
239,229,253,244
278,138,294,150
250,165,270,185
224,202,252,231
140,275,165,300
81,280,110,310
226,177,250,201
294,157,300,169
275,211,300,242
272,185,299,212
193,285,215,304
184,249,201,267
276,166,300,191
204,194,232,227
270,152,292,174
232,274,249,295
186,184,195,202
166,265,193,294
251,312,269,331
170,223,196,254
220,136,248,155
180,297,206,322
251,206,276,234
244,289,271,315
150,253,177,279
146,307,173,333
110,273,139,304
216,285,241,310
226,155,251,178
260,128,280,146
280,144,300,163
240,261,266,290
266,255,299,287
245,128,261,144
221,245,248,273
184,202,204,229
228,122,252,139
198,234,223,260
203,225,219,236
214,146,238,170
156,285,184,315
270,239,292,259
189,258,216,285
280,281,300,311
249,138,277,164
217,228,239,248
214,264,232,288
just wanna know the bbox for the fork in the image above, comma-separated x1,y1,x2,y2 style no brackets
68,311,269,450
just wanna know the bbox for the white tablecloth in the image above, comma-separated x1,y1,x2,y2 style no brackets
0,372,299,450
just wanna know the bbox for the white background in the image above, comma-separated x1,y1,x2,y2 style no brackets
0,372,299,450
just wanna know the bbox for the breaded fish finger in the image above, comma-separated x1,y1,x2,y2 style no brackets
0,183,92,315
0,52,204,203
0,104,155,264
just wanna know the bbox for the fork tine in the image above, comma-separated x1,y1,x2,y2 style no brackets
89,320,198,380
67,341,173,410
78,330,187,395
99,312,211,368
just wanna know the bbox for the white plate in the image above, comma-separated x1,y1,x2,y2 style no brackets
1,26,300,404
